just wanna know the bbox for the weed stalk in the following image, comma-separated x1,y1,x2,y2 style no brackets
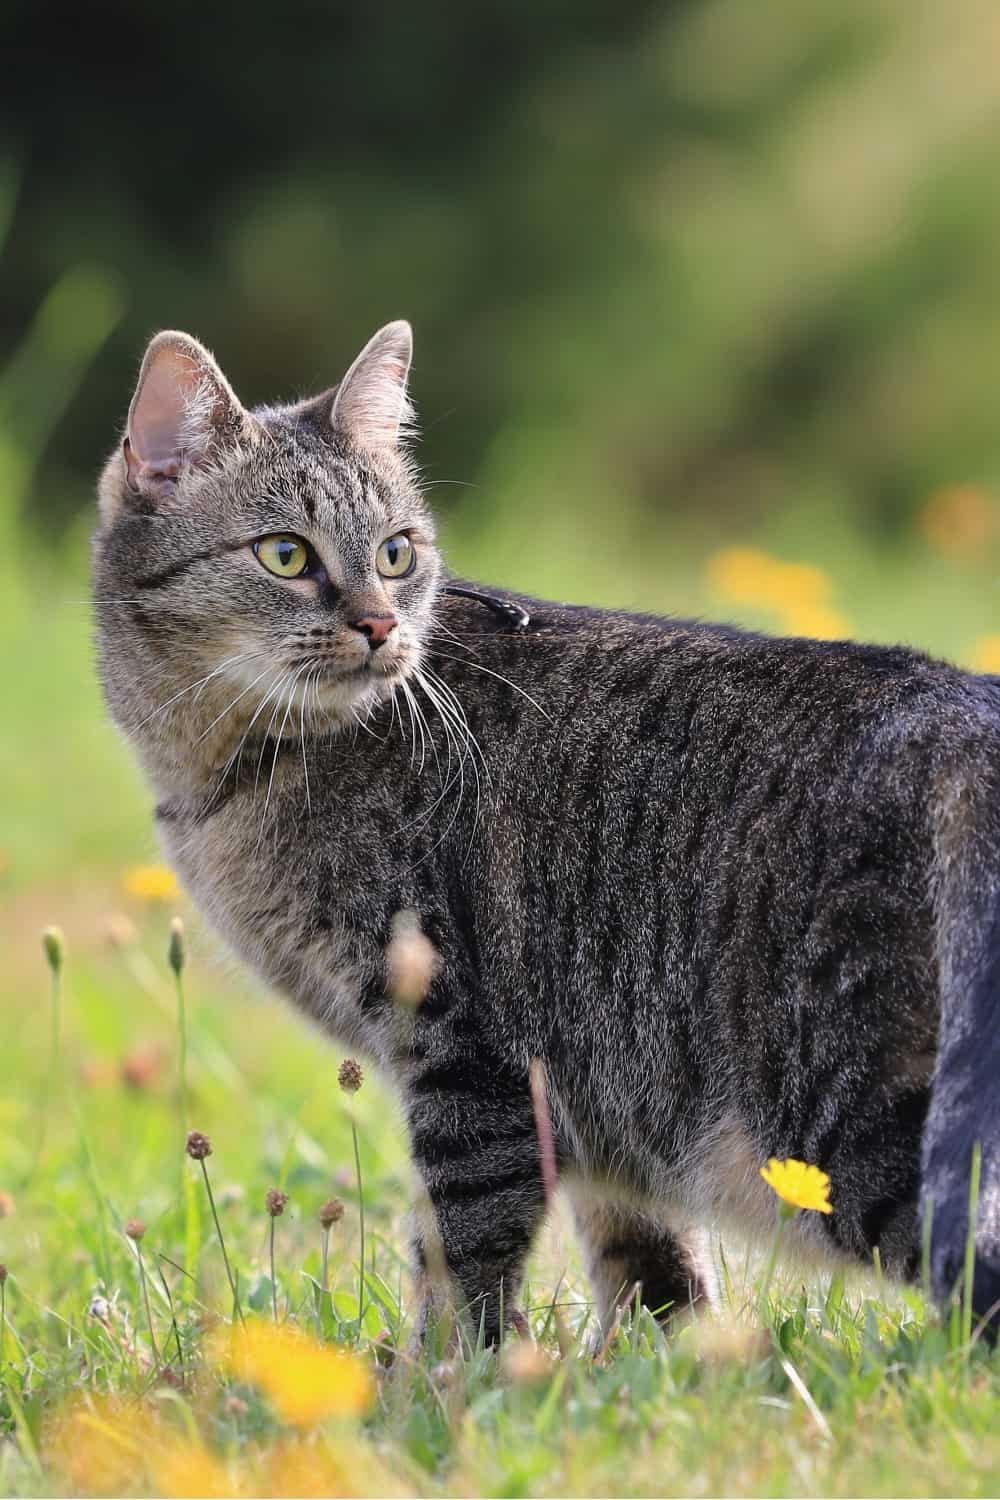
126,1222,159,1366
186,1131,243,1325
962,1141,983,1355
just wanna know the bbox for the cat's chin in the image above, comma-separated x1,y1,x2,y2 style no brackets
311,661,409,726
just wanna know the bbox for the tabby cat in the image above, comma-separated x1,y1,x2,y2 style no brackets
94,321,1000,1340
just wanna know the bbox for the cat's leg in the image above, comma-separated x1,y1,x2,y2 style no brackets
406,1065,546,1346
568,1181,710,1332
923,754,1000,1325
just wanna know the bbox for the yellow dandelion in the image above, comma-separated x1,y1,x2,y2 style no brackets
765,561,833,612
971,635,1000,675
255,1437,393,1498
705,546,782,606
44,1395,161,1496
781,604,850,641
760,1157,833,1214
220,1321,374,1427
148,1438,237,1500
123,864,181,904
705,548,840,629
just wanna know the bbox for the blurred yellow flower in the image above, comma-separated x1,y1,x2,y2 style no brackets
706,546,782,605
123,864,181,904
782,604,850,641
760,1157,833,1214
705,547,847,638
971,635,1000,675
221,1321,374,1427
256,1437,394,1498
149,1438,237,1499
44,1396,161,1496
920,484,996,559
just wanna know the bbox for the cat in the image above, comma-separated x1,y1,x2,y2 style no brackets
93,320,1000,1342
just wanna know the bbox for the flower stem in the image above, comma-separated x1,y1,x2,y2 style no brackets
33,960,63,1176
1,1277,7,1379
757,1207,792,1321
321,1225,330,1296
199,1159,244,1326
270,1217,278,1323
351,1116,366,1330
157,1265,185,1380
173,967,188,1138
135,1244,159,1365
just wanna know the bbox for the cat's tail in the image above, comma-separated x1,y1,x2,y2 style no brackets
923,753,1000,1327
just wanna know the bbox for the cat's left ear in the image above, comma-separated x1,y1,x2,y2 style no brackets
123,331,248,502
330,320,414,452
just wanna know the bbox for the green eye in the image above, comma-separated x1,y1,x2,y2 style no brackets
253,534,309,578
376,533,415,579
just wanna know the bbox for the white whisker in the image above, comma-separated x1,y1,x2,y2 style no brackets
425,649,551,721
194,664,278,744
129,651,267,734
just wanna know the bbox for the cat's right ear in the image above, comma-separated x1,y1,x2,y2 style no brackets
116,331,247,508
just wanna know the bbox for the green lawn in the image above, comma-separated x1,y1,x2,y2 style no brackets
4,530,1000,1498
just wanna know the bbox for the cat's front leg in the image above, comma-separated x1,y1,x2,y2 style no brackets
406,1060,546,1345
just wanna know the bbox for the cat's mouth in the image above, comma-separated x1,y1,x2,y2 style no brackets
317,658,406,685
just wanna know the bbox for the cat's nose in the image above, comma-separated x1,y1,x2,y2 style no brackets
349,612,399,650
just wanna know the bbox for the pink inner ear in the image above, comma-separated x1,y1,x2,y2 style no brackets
128,347,203,471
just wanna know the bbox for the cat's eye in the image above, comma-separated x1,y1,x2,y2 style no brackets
376,533,415,579
253,534,309,579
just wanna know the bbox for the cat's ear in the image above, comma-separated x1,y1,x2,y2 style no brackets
124,331,246,500
330,320,414,452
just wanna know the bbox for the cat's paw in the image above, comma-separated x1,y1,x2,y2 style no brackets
930,1212,1000,1336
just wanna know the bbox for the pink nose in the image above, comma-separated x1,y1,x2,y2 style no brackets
350,613,399,649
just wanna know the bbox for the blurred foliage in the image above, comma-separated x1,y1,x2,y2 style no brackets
6,0,1000,566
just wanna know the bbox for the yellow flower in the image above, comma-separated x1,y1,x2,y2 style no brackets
122,864,181,904
782,604,850,641
44,1396,161,1496
220,1321,374,1427
971,635,1000,675
704,548,846,639
255,1437,396,1497
705,547,783,606
148,1438,237,1499
760,1157,833,1214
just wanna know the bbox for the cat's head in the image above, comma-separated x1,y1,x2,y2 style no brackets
93,321,443,785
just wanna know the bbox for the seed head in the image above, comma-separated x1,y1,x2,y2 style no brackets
0,1264,7,1285
266,1189,288,1218
120,1045,162,1092
338,1058,364,1094
319,1197,344,1229
386,910,440,1007
125,1219,146,1242
42,925,65,975
88,1294,111,1322
185,1130,212,1161
168,916,185,977
104,912,138,949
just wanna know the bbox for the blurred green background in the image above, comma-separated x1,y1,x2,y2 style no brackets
6,0,1000,894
